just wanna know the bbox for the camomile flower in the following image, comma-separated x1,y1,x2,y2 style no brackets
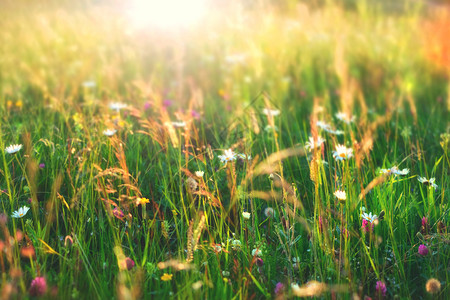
330,129,345,135
262,108,280,117
305,136,325,151
212,243,223,253
316,121,344,135
103,129,117,137
5,144,23,154
334,190,347,204
82,80,96,88
316,121,331,130
237,153,252,161
361,212,377,223
218,149,236,164
109,102,127,112
335,112,356,124
332,145,353,161
418,177,438,189
12,206,30,218
242,211,251,219
264,125,278,132
251,248,262,257
230,239,241,250
171,121,186,128
379,166,409,176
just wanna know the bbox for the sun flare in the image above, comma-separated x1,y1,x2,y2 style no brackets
127,0,208,30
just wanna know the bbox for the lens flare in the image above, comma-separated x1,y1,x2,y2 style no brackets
127,0,208,30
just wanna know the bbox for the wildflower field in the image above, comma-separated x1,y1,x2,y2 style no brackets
0,0,449,299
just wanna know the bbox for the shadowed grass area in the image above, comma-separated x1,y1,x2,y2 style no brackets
0,0,448,299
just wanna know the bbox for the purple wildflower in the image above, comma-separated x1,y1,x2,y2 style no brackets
422,217,428,227
29,277,47,297
362,219,371,233
113,207,125,219
191,109,200,119
256,257,264,267
421,216,429,234
418,244,429,256
274,282,285,295
375,281,386,297
124,257,135,270
163,99,173,108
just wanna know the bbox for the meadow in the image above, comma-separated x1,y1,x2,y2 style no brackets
0,0,449,299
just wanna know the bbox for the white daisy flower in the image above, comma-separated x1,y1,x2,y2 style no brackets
218,149,237,164
230,239,241,250
103,129,117,137
334,190,347,203
332,144,353,161
5,144,23,154
11,206,30,218
262,108,280,117
109,102,127,112
316,121,344,135
331,129,345,135
380,166,409,176
335,112,356,124
242,211,251,219
237,153,252,161
361,212,377,223
264,125,278,132
213,244,223,253
394,168,410,175
316,121,332,131
305,136,325,151
418,177,438,189
82,80,96,88
171,121,186,128
195,171,204,177
251,248,262,257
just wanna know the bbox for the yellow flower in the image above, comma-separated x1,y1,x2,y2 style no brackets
7,100,13,109
161,273,173,281
15,100,23,108
136,197,150,206
118,120,126,128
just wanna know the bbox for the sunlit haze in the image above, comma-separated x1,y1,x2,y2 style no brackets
127,0,208,30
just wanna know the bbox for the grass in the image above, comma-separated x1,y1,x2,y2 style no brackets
0,0,449,299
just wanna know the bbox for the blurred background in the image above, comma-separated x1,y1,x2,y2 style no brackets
1,0,449,113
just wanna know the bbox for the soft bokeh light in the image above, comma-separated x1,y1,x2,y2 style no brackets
127,0,208,30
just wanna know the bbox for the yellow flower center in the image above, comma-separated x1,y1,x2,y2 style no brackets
339,153,346,158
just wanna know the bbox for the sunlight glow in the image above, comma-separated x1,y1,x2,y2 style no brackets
127,0,208,30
